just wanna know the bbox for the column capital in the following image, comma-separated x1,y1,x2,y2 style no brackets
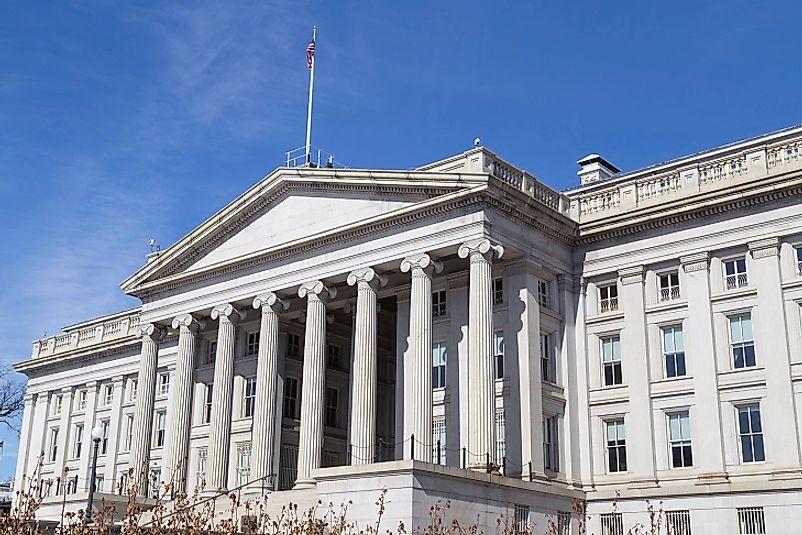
748,237,780,259
137,323,166,341
253,292,288,313
298,280,336,301
681,252,710,272
618,265,645,286
347,267,388,289
457,238,504,261
171,313,205,332
400,253,443,275
211,303,245,324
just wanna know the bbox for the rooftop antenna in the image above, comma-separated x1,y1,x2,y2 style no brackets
304,26,317,166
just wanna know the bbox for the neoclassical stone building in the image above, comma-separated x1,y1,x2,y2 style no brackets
13,125,802,534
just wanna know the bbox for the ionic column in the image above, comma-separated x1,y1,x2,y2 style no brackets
250,292,287,492
458,239,503,468
206,304,244,492
347,268,387,465
295,281,335,488
129,323,163,494
164,314,202,495
400,253,442,462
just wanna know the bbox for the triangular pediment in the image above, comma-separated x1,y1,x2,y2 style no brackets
187,189,424,271
121,167,484,294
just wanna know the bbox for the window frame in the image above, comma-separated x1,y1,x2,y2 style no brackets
246,331,259,356
605,418,627,473
203,384,214,424
72,423,84,459
493,330,504,380
243,376,257,418
207,340,218,365
600,335,623,387
154,410,167,448
598,283,619,313
724,257,748,289
495,408,506,465
49,428,59,462
662,325,686,378
737,506,766,535
537,279,549,309
103,384,114,406
432,289,447,317
543,415,559,472
541,332,556,383
492,277,504,305
667,411,693,468
283,377,298,419
100,418,110,455
236,442,252,487
324,387,338,428
729,313,756,369
658,271,681,301
432,341,447,389
286,333,301,359
158,372,170,396
737,403,765,463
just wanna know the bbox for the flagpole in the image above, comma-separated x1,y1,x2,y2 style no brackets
305,26,316,166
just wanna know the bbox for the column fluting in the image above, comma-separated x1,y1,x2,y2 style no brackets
206,303,243,492
250,292,286,492
459,238,503,469
347,268,386,464
129,323,163,494
400,253,442,462
295,281,335,488
164,314,201,494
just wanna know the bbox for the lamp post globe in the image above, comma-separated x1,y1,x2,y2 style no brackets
85,424,104,524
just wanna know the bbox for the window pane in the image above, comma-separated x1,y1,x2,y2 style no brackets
741,436,754,462
669,415,680,440
663,329,675,353
738,408,750,433
733,346,744,368
679,414,690,439
674,329,684,351
736,258,746,272
675,354,686,376
750,407,762,433
666,355,677,378
730,317,742,342
742,316,752,340
753,435,765,462
745,345,756,367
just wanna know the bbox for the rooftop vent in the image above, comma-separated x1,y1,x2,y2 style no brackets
577,154,620,185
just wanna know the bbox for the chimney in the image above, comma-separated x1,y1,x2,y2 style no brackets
577,154,620,185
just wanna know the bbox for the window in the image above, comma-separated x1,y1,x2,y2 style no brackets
49,428,59,462
541,332,556,383
206,341,217,364
668,412,693,468
158,372,170,395
243,376,257,418
100,419,110,455
724,258,748,289
124,414,134,451
605,419,627,473
730,314,755,369
432,416,446,465
287,333,301,358
203,384,214,424
601,336,622,386
493,277,504,305
737,507,765,535
599,284,619,313
76,390,87,411
513,504,529,535
494,331,504,380
537,279,549,308
495,409,506,464
73,424,84,459
101,384,112,406
283,377,298,419
326,343,341,369
600,512,624,535
556,512,570,535
325,387,338,427
154,410,166,447
95,475,104,493
246,332,259,355
236,442,252,487
195,448,208,489
129,379,138,401
796,246,802,275
737,404,765,463
52,394,63,416
665,510,692,535
149,468,162,498
662,326,686,378
432,289,447,317
543,415,559,471
432,342,447,389
659,271,681,301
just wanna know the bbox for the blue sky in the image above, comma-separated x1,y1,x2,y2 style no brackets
1,0,801,477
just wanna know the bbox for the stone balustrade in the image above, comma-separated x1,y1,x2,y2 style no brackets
571,130,802,223
31,310,141,359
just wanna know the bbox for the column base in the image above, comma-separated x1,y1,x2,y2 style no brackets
468,463,501,475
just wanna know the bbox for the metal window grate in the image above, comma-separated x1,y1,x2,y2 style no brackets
556,512,570,535
514,504,530,535
600,512,624,535
665,510,692,535
737,507,765,535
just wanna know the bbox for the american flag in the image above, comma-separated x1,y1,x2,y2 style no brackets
306,40,315,69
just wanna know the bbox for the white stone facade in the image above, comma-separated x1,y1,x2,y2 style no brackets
13,125,802,534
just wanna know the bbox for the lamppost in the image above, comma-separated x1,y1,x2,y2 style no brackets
85,425,104,524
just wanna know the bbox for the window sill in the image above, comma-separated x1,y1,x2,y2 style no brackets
710,287,757,302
